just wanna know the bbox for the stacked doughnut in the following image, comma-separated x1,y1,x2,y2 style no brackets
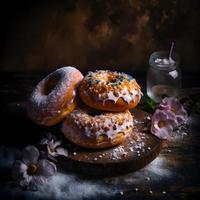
27,67,142,149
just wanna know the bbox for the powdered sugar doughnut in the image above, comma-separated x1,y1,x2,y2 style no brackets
79,70,142,112
61,106,133,149
27,66,83,126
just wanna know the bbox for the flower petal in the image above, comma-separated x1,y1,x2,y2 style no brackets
53,140,62,148
151,97,189,139
176,114,187,124
40,138,48,145
152,109,176,123
19,175,32,188
37,159,57,177
53,139,61,148
46,132,58,141
55,147,68,157
46,132,54,139
22,145,40,165
47,154,58,162
159,97,188,125
11,160,27,180
48,139,62,149
159,97,178,111
48,140,56,149
47,140,63,157
151,124,173,140
26,175,47,190
151,109,176,140
47,143,57,157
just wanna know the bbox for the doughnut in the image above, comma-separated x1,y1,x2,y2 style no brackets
61,106,133,149
27,66,83,126
79,70,142,112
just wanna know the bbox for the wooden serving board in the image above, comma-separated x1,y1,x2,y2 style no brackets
58,109,163,177
4,102,163,177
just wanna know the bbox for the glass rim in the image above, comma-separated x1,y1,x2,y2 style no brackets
149,50,180,69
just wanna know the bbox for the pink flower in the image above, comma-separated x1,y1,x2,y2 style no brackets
150,97,189,140
151,109,176,140
159,97,188,125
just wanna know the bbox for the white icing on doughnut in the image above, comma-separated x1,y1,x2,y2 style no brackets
107,91,118,103
83,70,142,104
106,87,142,104
95,118,133,141
69,109,133,140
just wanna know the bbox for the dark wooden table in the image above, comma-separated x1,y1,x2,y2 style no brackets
0,71,200,200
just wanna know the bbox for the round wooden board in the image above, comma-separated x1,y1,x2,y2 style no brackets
4,102,163,177
57,109,163,177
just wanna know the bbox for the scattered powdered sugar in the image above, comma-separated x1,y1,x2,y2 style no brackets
170,124,190,141
111,146,128,160
110,132,149,160
0,172,117,200
31,67,80,110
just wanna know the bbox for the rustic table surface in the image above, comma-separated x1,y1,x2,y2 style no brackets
0,71,200,200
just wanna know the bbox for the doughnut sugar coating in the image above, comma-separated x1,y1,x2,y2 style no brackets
27,66,83,126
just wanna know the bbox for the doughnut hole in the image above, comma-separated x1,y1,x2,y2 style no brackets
41,73,61,95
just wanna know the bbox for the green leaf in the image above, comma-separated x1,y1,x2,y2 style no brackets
139,94,157,113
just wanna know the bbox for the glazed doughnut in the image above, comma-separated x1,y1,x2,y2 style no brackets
27,66,83,126
79,70,142,112
61,107,133,149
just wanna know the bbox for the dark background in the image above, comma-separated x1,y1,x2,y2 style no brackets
0,0,200,74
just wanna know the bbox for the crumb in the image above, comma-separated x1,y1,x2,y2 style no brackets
133,134,141,142
147,116,151,120
129,147,134,152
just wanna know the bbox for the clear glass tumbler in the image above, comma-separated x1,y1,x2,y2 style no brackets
147,51,181,103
